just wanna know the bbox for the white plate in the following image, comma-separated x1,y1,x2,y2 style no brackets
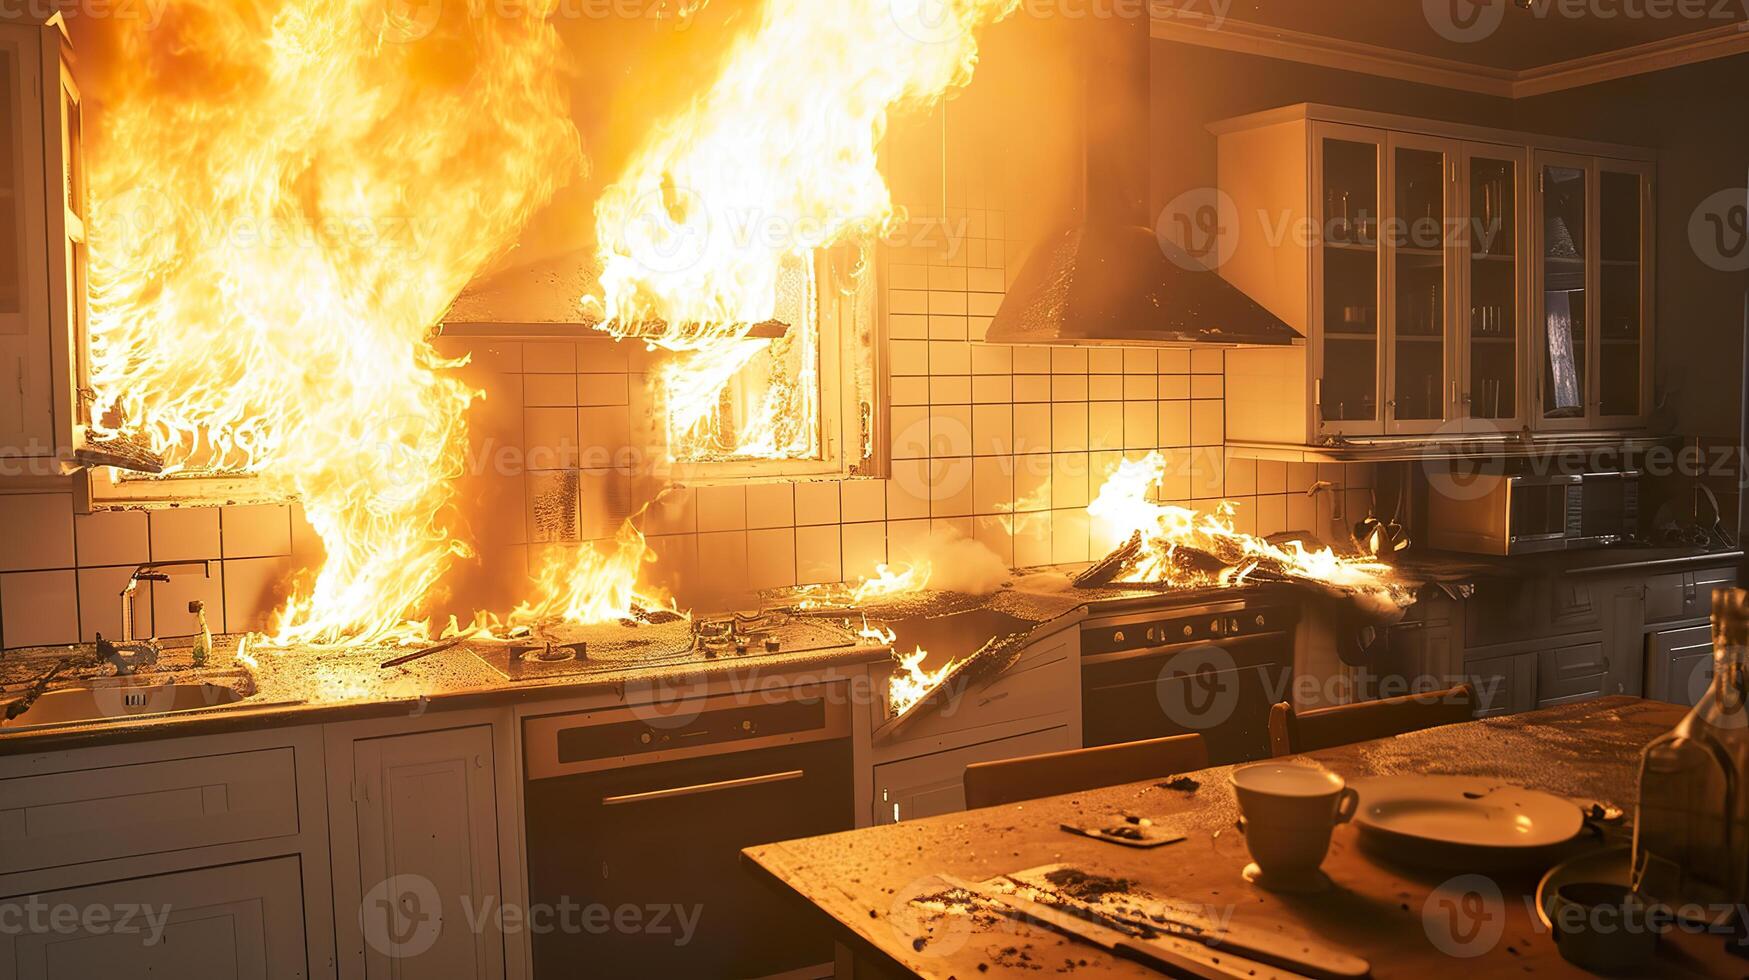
1351,775,1584,850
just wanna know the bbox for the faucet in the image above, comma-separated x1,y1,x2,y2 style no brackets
96,560,212,674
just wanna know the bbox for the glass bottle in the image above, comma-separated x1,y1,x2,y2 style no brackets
1634,588,1749,912
188,599,213,668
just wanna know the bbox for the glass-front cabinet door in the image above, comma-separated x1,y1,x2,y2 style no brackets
1313,124,1384,435
1596,161,1651,426
1534,152,1592,430
1458,143,1526,431
1532,151,1653,430
1384,133,1457,434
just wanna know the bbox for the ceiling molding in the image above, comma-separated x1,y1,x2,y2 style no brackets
1151,9,1749,99
1512,19,1749,96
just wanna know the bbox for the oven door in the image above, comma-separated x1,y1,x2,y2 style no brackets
1081,633,1292,764
524,708,851,977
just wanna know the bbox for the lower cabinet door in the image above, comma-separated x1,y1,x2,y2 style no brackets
0,856,307,980
872,725,1074,824
1646,625,1714,706
1535,643,1609,708
1466,652,1537,717
350,726,503,980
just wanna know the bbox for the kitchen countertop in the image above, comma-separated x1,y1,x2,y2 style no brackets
0,579,1137,755
1394,544,1742,583
5,549,1702,754
0,630,898,755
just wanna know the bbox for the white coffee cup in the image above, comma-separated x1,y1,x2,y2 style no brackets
1230,764,1359,880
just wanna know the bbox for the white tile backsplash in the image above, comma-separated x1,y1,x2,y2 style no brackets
0,493,75,572
74,509,149,568
2,570,78,647
148,508,220,564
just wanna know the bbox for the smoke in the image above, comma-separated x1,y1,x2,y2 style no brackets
891,528,1013,597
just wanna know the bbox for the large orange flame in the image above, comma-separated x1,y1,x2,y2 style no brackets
1087,452,1407,601
588,0,1017,461
84,0,581,645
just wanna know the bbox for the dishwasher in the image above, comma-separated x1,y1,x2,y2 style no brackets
522,683,852,978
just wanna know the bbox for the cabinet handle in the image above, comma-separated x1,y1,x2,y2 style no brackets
601,769,805,806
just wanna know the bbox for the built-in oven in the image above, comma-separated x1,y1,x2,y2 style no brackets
523,684,852,978
1081,601,1297,764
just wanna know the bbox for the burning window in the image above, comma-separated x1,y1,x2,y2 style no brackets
619,246,883,480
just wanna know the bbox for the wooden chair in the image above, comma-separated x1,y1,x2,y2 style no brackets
962,733,1209,810
1267,683,1476,757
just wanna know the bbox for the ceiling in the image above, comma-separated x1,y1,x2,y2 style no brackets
1199,0,1748,72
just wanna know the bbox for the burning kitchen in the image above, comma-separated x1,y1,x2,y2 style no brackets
0,1,1746,978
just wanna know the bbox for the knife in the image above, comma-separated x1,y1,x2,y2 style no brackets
939,874,1313,980
1006,864,1371,979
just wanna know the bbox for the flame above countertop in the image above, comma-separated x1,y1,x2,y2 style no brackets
82,0,582,647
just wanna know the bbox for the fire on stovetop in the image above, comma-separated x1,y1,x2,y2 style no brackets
1084,452,1412,617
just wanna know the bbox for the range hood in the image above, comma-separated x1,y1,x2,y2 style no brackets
984,12,1301,349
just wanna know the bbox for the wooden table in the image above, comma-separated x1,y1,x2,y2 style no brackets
745,698,1745,978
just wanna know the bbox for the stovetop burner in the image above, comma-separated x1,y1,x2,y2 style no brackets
468,611,863,681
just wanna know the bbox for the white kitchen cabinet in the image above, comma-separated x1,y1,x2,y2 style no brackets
0,857,309,980
0,727,334,980
0,15,79,471
860,624,1082,825
336,724,507,980
872,725,1072,823
1214,104,1654,458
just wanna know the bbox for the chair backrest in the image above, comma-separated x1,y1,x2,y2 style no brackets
963,733,1209,810
1267,683,1477,757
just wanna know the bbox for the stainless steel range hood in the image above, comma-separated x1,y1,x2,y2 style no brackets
984,11,1301,349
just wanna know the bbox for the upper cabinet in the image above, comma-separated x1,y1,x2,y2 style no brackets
1534,153,1653,431
0,16,77,473
1215,104,1652,457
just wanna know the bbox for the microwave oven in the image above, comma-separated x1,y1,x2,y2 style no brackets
1427,471,1640,556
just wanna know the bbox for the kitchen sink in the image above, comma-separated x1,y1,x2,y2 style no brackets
0,671,254,729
